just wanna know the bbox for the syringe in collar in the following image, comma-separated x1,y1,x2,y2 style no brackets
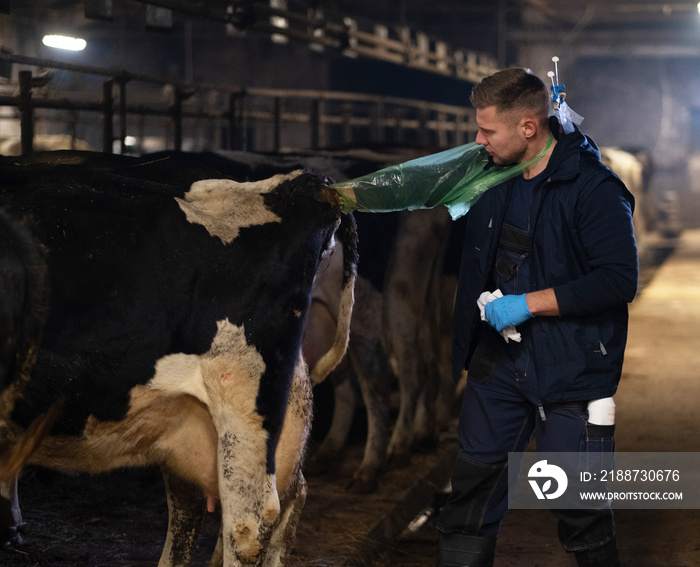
548,57,566,110
547,56,583,134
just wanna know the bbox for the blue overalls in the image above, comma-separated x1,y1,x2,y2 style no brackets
437,172,616,558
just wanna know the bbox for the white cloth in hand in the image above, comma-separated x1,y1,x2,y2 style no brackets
477,289,522,343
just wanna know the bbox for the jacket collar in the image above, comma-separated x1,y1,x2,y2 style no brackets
541,124,601,183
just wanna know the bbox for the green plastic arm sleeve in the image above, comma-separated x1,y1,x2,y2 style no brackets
330,136,552,220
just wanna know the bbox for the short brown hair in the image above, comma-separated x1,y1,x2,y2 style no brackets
470,67,551,126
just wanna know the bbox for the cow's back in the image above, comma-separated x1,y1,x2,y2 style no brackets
0,153,339,443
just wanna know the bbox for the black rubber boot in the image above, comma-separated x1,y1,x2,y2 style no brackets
574,538,621,567
437,532,497,567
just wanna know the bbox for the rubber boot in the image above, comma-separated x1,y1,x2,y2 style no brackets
574,538,621,567
437,532,497,567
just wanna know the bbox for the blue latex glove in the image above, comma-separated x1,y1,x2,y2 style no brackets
485,293,534,333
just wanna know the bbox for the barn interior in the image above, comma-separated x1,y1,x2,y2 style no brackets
1,2,700,567
1,0,699,231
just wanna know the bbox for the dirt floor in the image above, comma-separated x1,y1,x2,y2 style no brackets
0,412,456,567
2,231,700,567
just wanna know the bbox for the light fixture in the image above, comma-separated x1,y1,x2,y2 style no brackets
42,35,87,51
270,0,289,44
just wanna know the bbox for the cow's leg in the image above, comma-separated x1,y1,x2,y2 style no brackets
206,343,312,566
0,475,24,547
213,425,277,566
262,471,307,567
385,208,451,460
412,275,458,450
260,353,313,566
410,221,455,453
264,354,313,565
432,275,459,433
412,383,438,452
384,302,421,463
384,211,435,462
346,335,391,493
208,474,308,567
207,352,314,567
411,296,441,452
307,369,356,474
343,276,391,492
159,466,207,567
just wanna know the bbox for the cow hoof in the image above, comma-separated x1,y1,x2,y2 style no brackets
1,522,27,547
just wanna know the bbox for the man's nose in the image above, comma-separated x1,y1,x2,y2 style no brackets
475,131,486,146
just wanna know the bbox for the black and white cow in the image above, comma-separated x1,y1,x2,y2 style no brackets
0,150,357,567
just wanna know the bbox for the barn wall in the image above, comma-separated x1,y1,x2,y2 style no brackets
520,44,700,230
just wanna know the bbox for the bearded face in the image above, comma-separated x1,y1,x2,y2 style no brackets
474,106,529,166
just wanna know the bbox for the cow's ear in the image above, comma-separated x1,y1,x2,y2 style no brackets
150,353,210,405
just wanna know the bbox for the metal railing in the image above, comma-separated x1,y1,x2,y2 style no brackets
0,52,478,154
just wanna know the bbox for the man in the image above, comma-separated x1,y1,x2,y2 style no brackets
436,68,638,566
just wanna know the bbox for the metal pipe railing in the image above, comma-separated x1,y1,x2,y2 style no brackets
0,55,477,154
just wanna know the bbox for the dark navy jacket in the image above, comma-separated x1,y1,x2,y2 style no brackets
452,128,639,405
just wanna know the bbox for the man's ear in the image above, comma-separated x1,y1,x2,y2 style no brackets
520,117,538,140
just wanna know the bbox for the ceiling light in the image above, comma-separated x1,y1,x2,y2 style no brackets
42,35,87,52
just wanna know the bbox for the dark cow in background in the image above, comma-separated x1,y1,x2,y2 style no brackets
0,210,62,486
305,207,463,488
382,206,459,462
303,213,396,494
0,150,357,567
0,209,47,415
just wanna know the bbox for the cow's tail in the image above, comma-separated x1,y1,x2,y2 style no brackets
0,398,64,482
310,213,358,385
